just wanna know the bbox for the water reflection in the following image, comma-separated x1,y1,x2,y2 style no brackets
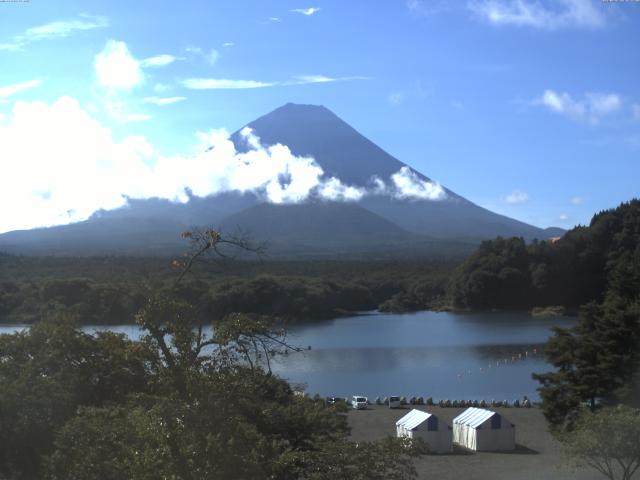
0,310,572,400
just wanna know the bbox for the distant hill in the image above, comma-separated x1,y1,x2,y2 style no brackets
0,103,563,257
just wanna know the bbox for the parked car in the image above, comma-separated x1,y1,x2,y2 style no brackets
352,395,368,409
388,395,401,409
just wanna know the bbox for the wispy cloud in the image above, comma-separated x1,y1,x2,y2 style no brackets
407,0,455,15
632,104,640,121
183,75,367,90
291,7,321,16
185,46,219,65
223,42,234,47
504,190,529,204
388,92,405,106
141,54,179,68
468,0,607,30
291,75,368,84
1,14,108,50
570,196,584,205
536,89,622,124
182,78,274,90
143,96,187,106
94,40,144,91
0,79,42,101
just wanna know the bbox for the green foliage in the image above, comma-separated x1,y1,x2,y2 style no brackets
449,199,640,310
0,303,424,479
0,256,456,324
534,299,640,430
561,405,640,480
448,200,640,430
274,436,428,480
0,315,153,479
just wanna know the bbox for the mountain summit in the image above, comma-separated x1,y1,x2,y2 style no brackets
232,103,411,187
0,103,560,256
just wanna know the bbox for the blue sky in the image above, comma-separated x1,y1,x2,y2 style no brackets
0,0,639,233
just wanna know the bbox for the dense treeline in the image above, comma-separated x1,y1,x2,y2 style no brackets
448,200,640,431
0,255,455,324
449,200,640,310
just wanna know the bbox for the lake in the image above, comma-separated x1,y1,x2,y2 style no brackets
0,310,574,401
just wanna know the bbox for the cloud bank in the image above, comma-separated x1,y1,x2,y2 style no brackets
0,97,447,233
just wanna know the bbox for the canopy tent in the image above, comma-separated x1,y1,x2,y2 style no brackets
452,407,515,451
396,409,452,454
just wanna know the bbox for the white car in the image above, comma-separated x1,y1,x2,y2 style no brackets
388,395,401,409
352,395,368,409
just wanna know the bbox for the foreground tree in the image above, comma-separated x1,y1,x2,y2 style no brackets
562,406,640,480
533,298,640,430
1,229,426,479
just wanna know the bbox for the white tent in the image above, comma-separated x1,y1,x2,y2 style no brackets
396,409,452,454
452,407,515,451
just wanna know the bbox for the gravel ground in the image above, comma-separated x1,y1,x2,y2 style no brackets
347,405,602,480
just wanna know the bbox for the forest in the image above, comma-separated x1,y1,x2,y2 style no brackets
0,254,454,325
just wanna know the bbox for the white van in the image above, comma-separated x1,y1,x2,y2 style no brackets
388,395,401,409
352,395,368,409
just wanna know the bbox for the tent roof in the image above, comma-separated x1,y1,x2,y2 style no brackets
453,407,496,429
396,409,432,430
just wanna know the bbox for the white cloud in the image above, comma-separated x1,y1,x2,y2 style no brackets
0,79,42,101
537,90,622,124
291,7,321,15
559,213,569,221
294,75,334,84
318,178,365,202
223,42,234,47
94,40,144,90
505,190,529,204
182,78,274,90
143,96,187,106
141,54,178,68
469,0,606,30
0,97,451,233
181,75,366,91
1,14,108,50
0,99,372,233
570,196,584,205
291,75,369,85
390,167,447,200
184,46,220,65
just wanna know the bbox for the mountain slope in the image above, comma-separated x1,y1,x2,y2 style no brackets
232,103,556,240
0,103,562,256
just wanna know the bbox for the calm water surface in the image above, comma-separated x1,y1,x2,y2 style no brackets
0,311,574,401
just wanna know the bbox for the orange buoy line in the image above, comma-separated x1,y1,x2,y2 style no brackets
455,346,541,381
